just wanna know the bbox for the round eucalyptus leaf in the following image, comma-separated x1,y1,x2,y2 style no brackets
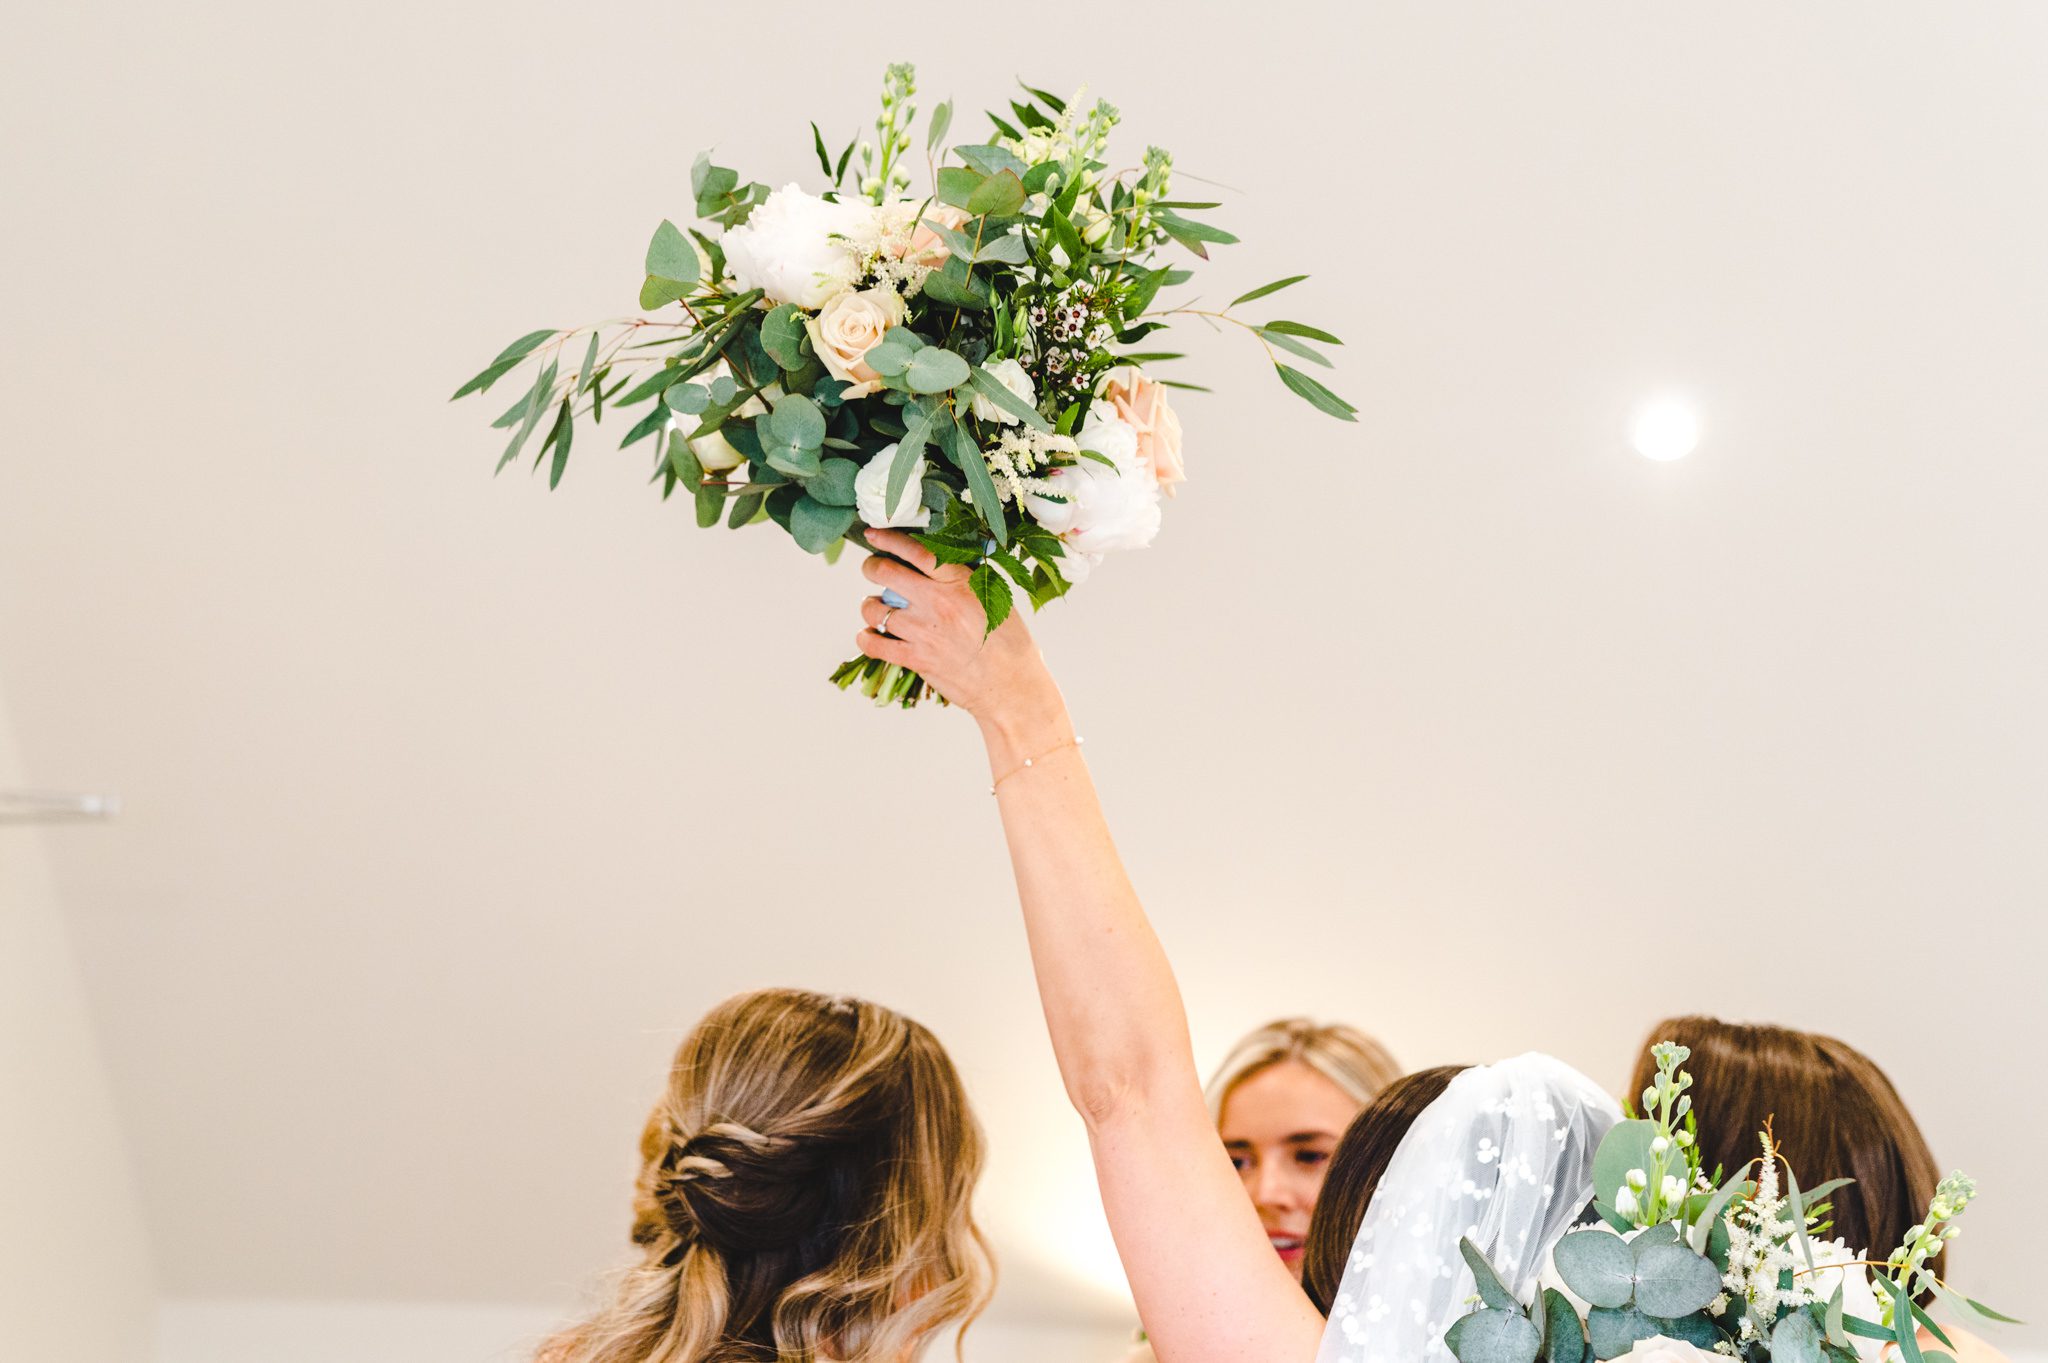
1771,1308,1824,1363
1445,1308,1543,1363
808,458,860,509
760,304,811,371
788,494,857,554
1585,1307,1659,1361
663,382,709,415
710,374,738,405
904,346,972,394
767,394,826,451
1552,1229,1636,1310
1631,1243,1722,1319
863,331,923,379
1590,1120,1660,1213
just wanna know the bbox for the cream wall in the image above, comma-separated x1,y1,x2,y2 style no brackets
0,688,158,1362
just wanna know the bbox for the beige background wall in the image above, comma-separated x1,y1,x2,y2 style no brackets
0,686,158,1360
2,2,2043,1359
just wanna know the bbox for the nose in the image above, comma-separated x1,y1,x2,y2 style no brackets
1249,1158,1301,1212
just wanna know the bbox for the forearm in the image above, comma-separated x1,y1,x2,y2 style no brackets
978,675,1201,1127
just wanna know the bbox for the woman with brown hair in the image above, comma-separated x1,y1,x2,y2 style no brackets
1629,1016,2008,1363
539,987,992,1363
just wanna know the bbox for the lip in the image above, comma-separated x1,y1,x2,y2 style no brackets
1267,1231,1305,1262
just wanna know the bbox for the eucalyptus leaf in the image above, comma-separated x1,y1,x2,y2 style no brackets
666,429,703,486
1689,1175,1753,1255
973,231,1030,265
1459,1238,1518,1312
1261,328,1334,368
1445,1309,1543,1363
808,458,860,508
1552,1230,1635,1310
645,219,700,287
663,382,709,416
1631,1243,1721,1319
788,494,857,553
887,411,932,514
1585,1307,1659,1361
1230,274,1308,308
768,394,827,450
967,365,1053,431
693,477,724,528
936,166,986,209
1277,364,1357,421
1772,1309,1824,1363
967,168,1027,217
546,400,572,489
1542,1290,1588,1363
1649,1313,1718,1350
905,347,972,394
953,143,1028,177
1263,318,1342,344
927,98,953,151
760,304,811,371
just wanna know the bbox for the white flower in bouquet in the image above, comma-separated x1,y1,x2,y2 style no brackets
854,444,929,529
1611,1339,1720,1363
721,184,868,309
1806,1238,1886,1361
1021,411,1161,579
668,363,765,472
970,358,1037,425
806,287,904,399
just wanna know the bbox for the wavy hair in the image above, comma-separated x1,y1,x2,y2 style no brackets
542,989,993,1363
1203,1017,1403,1117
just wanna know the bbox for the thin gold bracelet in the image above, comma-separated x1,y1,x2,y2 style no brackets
989,736,1085,795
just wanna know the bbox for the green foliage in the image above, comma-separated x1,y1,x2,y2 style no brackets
760,304,811,370
1552,1231,1636,1310
904,347,972,394
1445,1309,1542,1363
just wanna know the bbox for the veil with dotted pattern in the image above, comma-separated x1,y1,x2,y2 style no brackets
1316,1052,1622,1363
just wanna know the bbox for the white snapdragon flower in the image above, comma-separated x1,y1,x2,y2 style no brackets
854,444,929,529
721,185,869,309
970,358,1037,425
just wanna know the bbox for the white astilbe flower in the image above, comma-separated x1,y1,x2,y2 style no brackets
982,426,1074,504
1721,1133,1811,1340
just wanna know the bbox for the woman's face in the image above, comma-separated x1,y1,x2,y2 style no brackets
1218,1060,1363,1279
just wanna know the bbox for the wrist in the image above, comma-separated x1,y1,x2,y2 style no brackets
975,658,1070,758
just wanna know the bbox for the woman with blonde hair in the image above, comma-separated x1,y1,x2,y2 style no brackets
1204,1019,1401,1277
1118,1020,1400,1361
539,987,992,1363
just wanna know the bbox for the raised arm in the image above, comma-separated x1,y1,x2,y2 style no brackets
854,531,1323,1363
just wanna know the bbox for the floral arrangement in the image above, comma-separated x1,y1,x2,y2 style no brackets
451,63,1352,706
1446,1044,2017,1363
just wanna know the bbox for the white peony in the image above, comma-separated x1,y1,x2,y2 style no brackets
1806,1238,1886,1362
1020,411,1161,558
720,185,868,309
970,357,1037,425
854,444,929,529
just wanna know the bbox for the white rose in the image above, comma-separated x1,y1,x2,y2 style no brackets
970,357,1037,425
1807,1239,1885,1362
806,287,904,399
854,444,929,529
1020,411,1161,556
720,185,867,309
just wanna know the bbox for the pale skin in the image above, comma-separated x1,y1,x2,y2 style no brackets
854,531,1323,1363
1219,1062,1362,1280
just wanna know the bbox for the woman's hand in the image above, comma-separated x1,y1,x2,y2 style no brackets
853,529,1061,729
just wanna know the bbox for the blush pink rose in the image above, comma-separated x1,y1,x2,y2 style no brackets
1102,367,1185,498
902,203,970,268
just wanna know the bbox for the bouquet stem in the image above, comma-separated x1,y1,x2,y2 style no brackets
829,655,948,709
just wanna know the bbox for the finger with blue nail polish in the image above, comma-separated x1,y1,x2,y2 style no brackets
881,587,910,609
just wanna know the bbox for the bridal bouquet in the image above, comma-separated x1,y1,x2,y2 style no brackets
452,63,1353,706
1447,1045,2017,1363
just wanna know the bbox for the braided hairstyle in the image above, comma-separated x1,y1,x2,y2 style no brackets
543,989,992,1363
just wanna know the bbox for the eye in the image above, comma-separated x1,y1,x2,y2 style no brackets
1229,1153,1252,1173
1295,1150,1331,1169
